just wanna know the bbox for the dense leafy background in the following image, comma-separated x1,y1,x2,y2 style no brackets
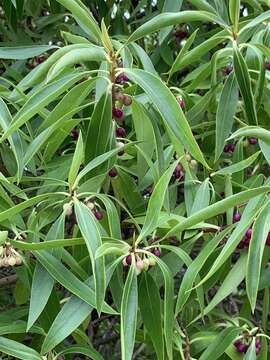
1,0,270,359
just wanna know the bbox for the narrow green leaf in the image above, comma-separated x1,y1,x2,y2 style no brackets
233,43,257,125
229,0,240,31
121,262,138,360
56,0,101,42
124,69,209,168
199,327,241,360
246,200,270,312
68,132,84,189
229,126,270,145
212,151,261,176
137,161,178,243
127,11,229,43
74,199,105,315
139,273,164,360
215,73,238,161
0,45,57,59
0,337,42,360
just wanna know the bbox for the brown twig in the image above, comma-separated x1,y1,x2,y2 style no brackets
0,274,17,286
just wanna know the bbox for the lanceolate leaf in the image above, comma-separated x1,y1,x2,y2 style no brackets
233,43,257,125
68,132,84,189
215,72,238,161
127,11,229,43
124,68,209,168
85,89,112,164
55,0,101,42
246,200,270,312
139,273,164,360
121,261,138,360
0,337,42,360
74,199,106,314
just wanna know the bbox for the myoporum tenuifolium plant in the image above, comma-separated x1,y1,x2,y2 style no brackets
1,0,270,359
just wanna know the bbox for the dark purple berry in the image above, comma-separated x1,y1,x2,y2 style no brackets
174,30,189,39
266,62,270,71
93,210,103,221
153,248,161,257
266,232,270,246
245,228,252,240
176,97,185,109
36,55,45,64
174,164,184,179
116,127,126,138
112,107,124,120
126,254,132,266
116,73,129,83
233,213,241,222
248,137,257,145
108,168,118,178
71,128,79,140
224,66,233,75
224,144,231,153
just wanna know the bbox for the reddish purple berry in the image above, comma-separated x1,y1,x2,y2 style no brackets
112,107,125,120
36,55,45,64
116,127,126,138
266,62,270,70
245,228,252,240
93,209,103,221
153,248,161,257
233,213,241,222
176,97,185,109
248,137,257,145
224,66,233,75
224,143,235,153
174,164,183,179
126,254,132,266
116,73,129,83
174,30,189,39
71,128,79,140
108,168,118,178
266,232,270,246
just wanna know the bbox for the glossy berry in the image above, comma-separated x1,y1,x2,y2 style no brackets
116,73,129,83
126,254,132,266
36,55,45,64
224,143,235,153
266,232,270,246
174,164,183,179
233,213,241,222
108,168,118,178
255,338,261,355
174,30,189,39
70,128,79,140
112,107,124,120
265,62,270,71
122,95,132,106
245,228,252,240
93,209,103,221
176,97,185,109
234,340,248,353
153,248,161,257
116,127,126,138
224,66,233,75
248,137,258,145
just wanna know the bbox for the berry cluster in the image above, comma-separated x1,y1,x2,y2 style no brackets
234,337,261,355
0,243,22,267
123,248,161,275
237,228,252,249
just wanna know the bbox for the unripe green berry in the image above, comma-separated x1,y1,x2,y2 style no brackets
143,258,150,271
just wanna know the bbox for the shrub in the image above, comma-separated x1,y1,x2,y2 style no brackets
0,0,270,359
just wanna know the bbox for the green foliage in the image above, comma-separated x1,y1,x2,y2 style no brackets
0,1,270,359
